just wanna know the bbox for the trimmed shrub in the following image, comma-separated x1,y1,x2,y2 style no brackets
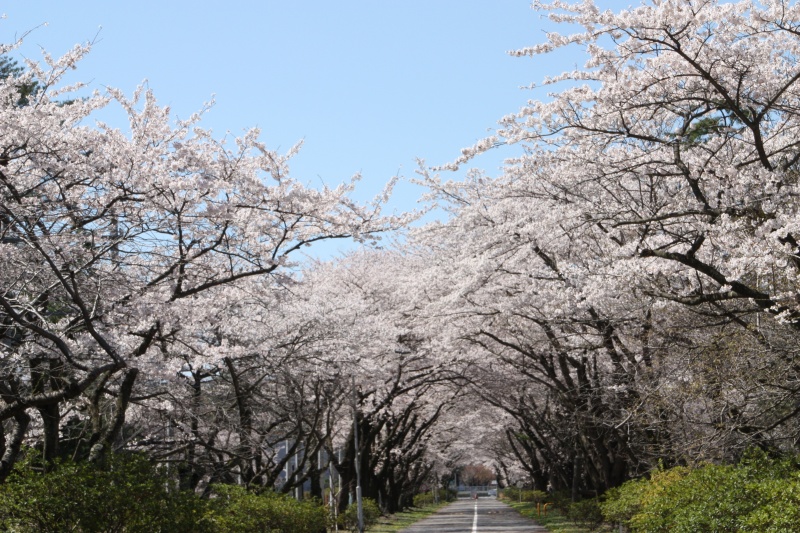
0,451,330,533
500,487,548,503
413,488,453,507
601,450,800,532
567,499,604,531
207,484,327,533
601,466,689,529
413,491,435,506
338,497,381,532
0,452,208,533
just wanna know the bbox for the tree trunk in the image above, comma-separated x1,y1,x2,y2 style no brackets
31,357,60,464
88,367,138,463
0,412,30,482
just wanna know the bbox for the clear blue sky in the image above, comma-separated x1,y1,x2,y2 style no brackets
3,1,585,250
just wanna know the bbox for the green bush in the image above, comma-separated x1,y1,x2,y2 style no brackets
0,452,208,532
500,486,548,503
600,466,690,529
338,497,381,532
413,491,434,506
567,499,604,531
500,486,519,500
600,450,800,532
207,484,327,533
413,488,453,507
547,489,574,512
0,451,331,533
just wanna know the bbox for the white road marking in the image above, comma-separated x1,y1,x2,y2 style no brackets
472,501,478,532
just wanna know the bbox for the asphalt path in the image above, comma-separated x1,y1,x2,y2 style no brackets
398,498,548,533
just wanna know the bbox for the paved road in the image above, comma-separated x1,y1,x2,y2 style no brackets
398,498,548,533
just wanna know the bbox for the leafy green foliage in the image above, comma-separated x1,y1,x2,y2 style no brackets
601,451,800,532
566,499,604,531
681,116,725,145
0,55,39,106
412,488,455,506
506,500,598,533
0,452,207,532
339,498,381,532
500,487,548,503
600,465,693,529
0,451,335,532
205,484,327,533
412,491,432,507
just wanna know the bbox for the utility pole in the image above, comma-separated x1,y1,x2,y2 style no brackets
352,376,365,533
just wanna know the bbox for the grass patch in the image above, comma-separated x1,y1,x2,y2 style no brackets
505,500,613,533
368,502,450,532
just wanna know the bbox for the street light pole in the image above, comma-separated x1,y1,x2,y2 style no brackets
351,376,365,533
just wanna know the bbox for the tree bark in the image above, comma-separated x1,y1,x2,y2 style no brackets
88,367,139,463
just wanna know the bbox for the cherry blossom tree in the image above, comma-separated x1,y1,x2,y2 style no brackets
292,251,464,513
460,463,495,487
10,0,800,508
0,36,409,480
412,0,800,493
408,173,657,493
445,0,800,331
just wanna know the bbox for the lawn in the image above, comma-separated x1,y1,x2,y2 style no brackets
505,500,613,533
367,498,612,533
367,502,450,532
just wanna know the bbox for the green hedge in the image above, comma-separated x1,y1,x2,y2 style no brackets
0,452,329,532
500,487,548,503
207,484,327,533
0,452,207,532
601,450,800,533
338,497,381,532
412,488,455,506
